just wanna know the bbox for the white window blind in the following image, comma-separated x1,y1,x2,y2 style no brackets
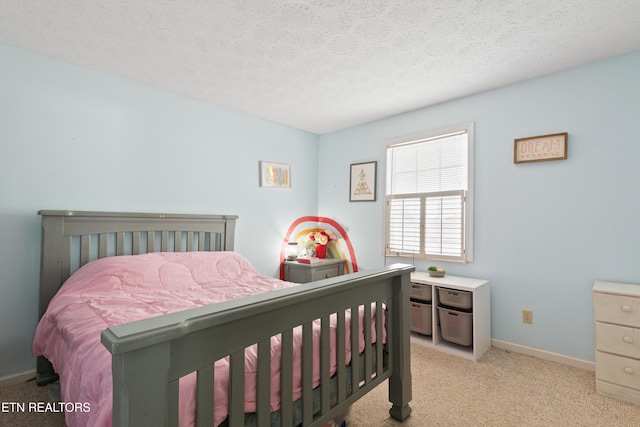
386,124,473,262
388,131,467,194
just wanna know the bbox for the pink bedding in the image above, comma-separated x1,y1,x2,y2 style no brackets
33,251,380,427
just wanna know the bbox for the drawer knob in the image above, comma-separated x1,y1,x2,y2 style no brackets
623,336,634,343
624,367,635,375
622,305,633,312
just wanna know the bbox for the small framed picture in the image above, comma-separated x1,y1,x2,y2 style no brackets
350,161,377,202
514,132,568,164
259,161,291,188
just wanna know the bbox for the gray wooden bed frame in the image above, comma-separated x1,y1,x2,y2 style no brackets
37,210,413,427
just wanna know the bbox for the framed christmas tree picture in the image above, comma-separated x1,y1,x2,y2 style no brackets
350,161,377,202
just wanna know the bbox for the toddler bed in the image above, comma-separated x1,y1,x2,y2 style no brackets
33,210,413,427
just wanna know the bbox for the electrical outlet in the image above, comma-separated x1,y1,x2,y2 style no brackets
522,309,533,324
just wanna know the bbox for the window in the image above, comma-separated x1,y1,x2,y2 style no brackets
385,123,474,262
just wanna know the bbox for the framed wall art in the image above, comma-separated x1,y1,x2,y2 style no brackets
350,161,377,202
259,161,291,188
514,132,568,164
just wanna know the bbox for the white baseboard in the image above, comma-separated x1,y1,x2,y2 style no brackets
0,369,36,389
492,339,595,372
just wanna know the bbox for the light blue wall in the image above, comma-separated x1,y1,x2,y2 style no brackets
0,43,319,378
2,41,638,380
318,51,640,362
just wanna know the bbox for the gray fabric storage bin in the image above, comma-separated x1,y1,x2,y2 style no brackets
437,287,472,310
410,299,432,335
438,305,473,346
410,283,432,301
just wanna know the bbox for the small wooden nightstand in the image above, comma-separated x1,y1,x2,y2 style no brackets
283,258,346,283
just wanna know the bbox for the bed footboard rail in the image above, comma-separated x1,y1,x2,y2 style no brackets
102,263,414,427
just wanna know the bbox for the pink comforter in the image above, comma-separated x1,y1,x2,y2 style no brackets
33,251,379,427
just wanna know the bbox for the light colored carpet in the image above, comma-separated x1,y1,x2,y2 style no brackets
2,343,639,426
0,379,66,426
348,343,640,427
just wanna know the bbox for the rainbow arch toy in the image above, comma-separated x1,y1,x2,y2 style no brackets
279,216,358,280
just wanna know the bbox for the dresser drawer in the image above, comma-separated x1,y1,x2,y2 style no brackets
596,351,640,391
310,266,340,281
595,322,640,358
594,292,640,327
284,259,345,283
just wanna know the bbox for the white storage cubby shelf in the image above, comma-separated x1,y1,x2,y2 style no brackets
410,272,491,362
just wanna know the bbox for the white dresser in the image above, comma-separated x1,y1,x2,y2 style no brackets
593,280,640,405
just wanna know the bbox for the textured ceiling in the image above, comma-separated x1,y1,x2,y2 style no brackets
1,1,640,134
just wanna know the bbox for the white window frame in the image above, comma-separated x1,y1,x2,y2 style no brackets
384,122,474,263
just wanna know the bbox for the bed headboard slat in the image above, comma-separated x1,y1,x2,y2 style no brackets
187,232,194,252
132,231,141,255
198,232,205,251
99,233,109,257
147,231,155,253
116,232,125,255
160,230,168,252
80,235,91,266
62,236,71,283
